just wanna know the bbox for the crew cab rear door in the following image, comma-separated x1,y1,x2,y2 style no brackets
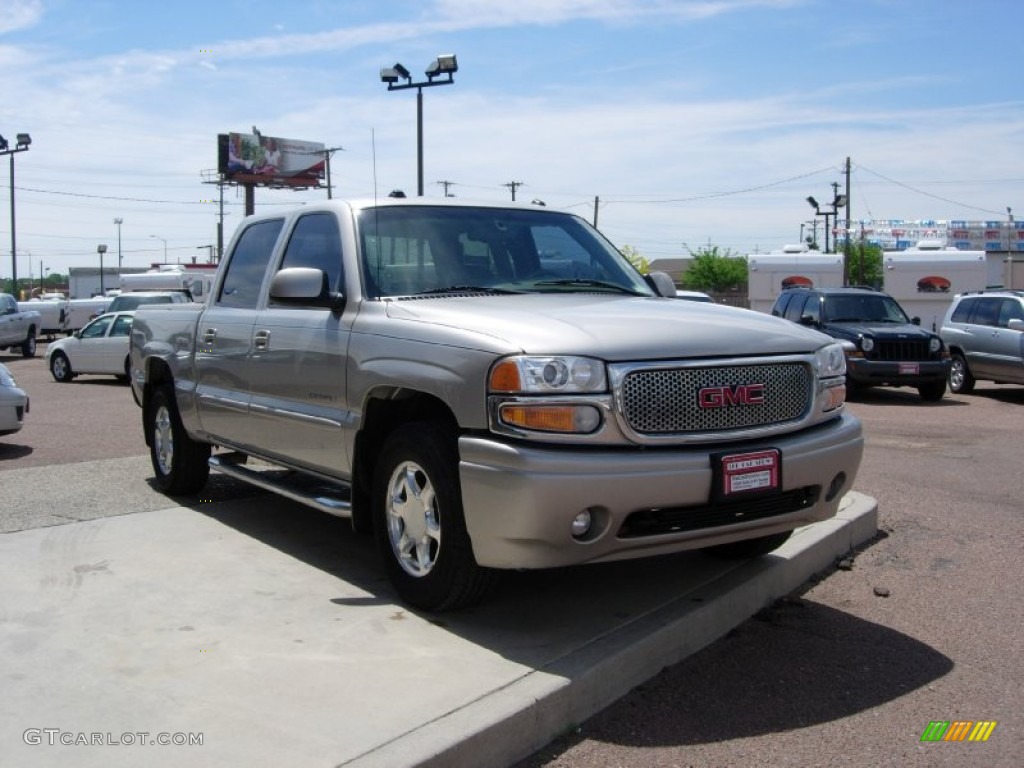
194,217,284,444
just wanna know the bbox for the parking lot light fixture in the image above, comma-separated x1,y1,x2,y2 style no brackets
380,54,458,197
1,131,32,294
150,234,168,263
97,244,108,295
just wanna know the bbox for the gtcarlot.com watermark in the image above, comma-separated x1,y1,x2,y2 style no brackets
24,729,203,747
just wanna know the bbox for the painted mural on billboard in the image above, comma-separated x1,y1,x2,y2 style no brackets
218,133,325,187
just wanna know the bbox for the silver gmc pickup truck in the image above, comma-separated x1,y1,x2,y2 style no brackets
130,198,863,611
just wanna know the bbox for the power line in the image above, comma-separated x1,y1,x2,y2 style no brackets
855,164,1009,216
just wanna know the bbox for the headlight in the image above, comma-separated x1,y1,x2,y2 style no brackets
815,342,847,378
0,371,17,388
489,355,607,394
860,335,874,353
929,336,942,353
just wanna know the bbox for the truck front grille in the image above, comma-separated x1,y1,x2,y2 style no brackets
619,362,811,435
871,339,932,361
618,485,820,538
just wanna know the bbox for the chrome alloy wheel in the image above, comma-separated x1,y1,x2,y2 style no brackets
386,461,441,578
152,403,175,477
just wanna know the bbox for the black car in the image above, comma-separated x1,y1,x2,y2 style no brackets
771,286,950,401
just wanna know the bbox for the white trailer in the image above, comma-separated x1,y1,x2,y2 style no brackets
118,265,216,301
64,297,113,333
747,245,845,313
882,241,987,331
18,296,69,337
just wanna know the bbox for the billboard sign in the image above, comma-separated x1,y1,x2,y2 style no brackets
218,132,325,187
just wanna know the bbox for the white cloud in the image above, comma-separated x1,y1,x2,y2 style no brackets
0,0,43,35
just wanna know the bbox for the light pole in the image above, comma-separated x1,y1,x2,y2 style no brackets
97,244,108,295
805,190,847,255
0,132,31,295
114,217,123,270
149,234,167,264
380,54,458,197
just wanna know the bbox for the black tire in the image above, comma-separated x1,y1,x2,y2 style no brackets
114,356,131,384
949,352,975,394
146,385,211,495
21,329,37,358
49,351,74,383
373,422,495,611
917,379,946,402
704,530,792,560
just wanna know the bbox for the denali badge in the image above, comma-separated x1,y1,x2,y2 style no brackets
698,383,766,408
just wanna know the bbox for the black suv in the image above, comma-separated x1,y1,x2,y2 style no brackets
771,286,951,401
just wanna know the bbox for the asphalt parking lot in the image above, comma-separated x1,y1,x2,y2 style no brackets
2,345,1021,767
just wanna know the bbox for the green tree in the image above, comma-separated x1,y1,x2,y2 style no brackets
620,244,649,274
844,242,883,288
682,245,748,292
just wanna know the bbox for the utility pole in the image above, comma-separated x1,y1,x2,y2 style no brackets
503,181,524,201
593,196,600,228
844,156,853,285
436,180,456,197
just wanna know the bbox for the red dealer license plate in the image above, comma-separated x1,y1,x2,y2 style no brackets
717,449,781,497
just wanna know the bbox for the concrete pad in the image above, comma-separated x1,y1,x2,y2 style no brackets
0,489,876,768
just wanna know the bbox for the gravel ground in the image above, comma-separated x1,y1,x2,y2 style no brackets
515,384,1023,768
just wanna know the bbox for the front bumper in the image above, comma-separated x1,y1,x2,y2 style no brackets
458,411,863,569
846,358,951,386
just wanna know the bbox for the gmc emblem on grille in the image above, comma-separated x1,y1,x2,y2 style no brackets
698,383,766,408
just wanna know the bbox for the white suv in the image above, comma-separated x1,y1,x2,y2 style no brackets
940,290,1024,393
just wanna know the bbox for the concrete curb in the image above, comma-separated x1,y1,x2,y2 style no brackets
350,491,879,768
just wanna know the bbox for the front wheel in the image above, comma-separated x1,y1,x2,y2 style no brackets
373,422,495,611
917,379,946,402
49,351,74,382
704,531,792,560
949,353,975,394
146,385,211,495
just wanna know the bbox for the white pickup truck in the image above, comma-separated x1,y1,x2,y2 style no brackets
130,198,864,611
1,293,41,357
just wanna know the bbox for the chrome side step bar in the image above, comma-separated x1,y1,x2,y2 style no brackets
209,452,353,518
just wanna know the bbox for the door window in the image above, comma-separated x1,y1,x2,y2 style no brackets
217,219,285,309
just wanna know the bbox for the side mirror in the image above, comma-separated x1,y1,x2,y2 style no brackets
1008,318,1024,331
269,267,344,313
644,271,677,298
798,314,817,327
911,316,921,326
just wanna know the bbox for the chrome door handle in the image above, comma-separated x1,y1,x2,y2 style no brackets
254,329,270,350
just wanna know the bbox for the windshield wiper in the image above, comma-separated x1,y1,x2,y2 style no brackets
533,278,644,295
416,285,519,295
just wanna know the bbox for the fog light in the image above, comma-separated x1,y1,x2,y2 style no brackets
825,472,847,502
571,510,593,539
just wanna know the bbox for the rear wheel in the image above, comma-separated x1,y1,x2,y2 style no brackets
917,379,946,402
373,422,495,611
49,351,74,382
949,353,975,394
146,385,211,495
114,356,131,384
704,531,792,560
21,329,37,358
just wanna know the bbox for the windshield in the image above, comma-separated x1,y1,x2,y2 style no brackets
824,294,910,323
357,206,652,298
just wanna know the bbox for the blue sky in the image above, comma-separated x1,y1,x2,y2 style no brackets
1,0,1021,278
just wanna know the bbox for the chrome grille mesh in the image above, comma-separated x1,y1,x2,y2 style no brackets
620,363,811,434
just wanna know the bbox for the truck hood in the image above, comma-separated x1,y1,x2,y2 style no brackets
381,294,831,360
